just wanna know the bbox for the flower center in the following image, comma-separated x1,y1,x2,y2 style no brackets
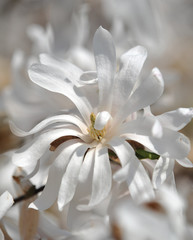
87,113,106,141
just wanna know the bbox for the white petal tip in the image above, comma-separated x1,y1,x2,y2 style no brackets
28,203,38,210
152,68,164,87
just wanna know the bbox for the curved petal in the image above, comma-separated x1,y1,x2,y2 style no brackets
176,158,193,168
10,114,88,137
12,127,84,167
114,68,164,124
108,137,135,167
0,191,13,219
39,54,83,86
157,107,193,131
129,163,155,203
29,140,82,210
79,145,112,210
79,71,98,85
112,46,147,114
89,145,112,207
93,26,116,112
78,148,95,183
108,137,140,184
28,64,92,125
152,157,175,189
57,144,88,211
94,111,111,130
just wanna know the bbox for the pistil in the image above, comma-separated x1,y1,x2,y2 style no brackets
88,113,106,141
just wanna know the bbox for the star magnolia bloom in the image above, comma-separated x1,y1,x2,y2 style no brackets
12,27,190,211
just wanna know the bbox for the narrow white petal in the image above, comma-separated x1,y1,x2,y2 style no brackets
129,163,154,203
157,107,193,131
39,54,83,85
93,26,116,112
176,158,193,168
108,137,135,167
0,191,13,219
29,140,81,210
112,46,147,114
152,119,163,138
28,64,92,125
115,68,164,124
12,127,84,167
10,114,88,137
90,146,112,206
109,137,139,184
94,111,111,130
78,148,95,183
113,155,139,185
57,144,88,211
152,157,175,189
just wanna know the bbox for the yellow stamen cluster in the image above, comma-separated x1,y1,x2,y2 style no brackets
88,113,106,141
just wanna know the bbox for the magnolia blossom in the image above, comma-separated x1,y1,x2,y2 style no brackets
12,27,191,211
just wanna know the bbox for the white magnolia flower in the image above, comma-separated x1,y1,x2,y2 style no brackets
12,27,190,211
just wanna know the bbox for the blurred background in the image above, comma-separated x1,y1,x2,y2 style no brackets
0,0,193,221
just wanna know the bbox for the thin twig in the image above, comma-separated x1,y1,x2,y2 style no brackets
13,185,45,205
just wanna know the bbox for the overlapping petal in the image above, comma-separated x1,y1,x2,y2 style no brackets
39,54,83,86
121,117,190,159
12,127,85,167
78,148,95,184
79,146,112,210
10,114,88,137
29,140,82,210
114,68,164,124
57,144,88,210
129,163,155,203
152,157,175,189
112,46,147,114
93,26,116,112
108,137,140,184
28,64,92,125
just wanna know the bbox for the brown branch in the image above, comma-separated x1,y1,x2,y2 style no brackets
13,185,45,206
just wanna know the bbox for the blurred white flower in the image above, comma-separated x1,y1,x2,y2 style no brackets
0,191,14,239
111,186,192,240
